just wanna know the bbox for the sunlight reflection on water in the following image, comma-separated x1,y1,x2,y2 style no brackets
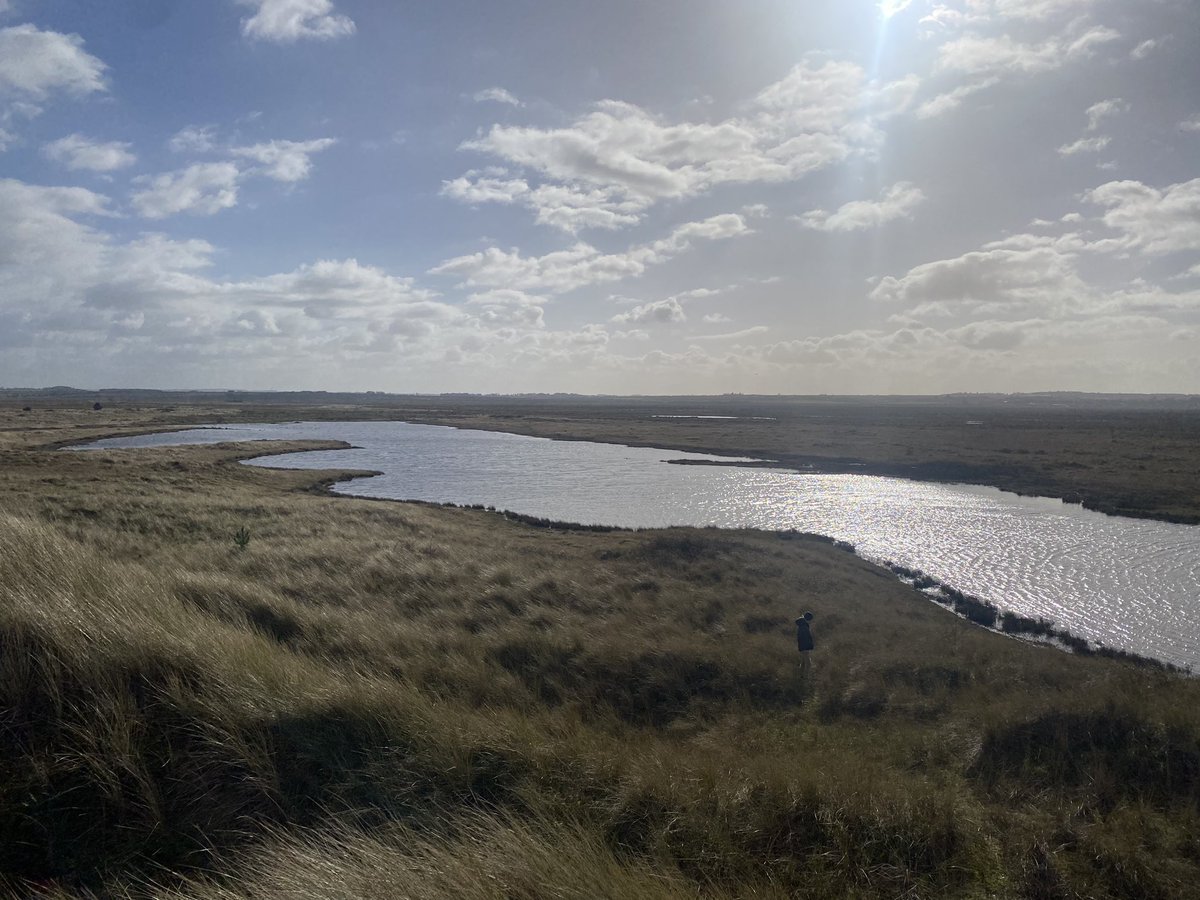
83,421,1200,668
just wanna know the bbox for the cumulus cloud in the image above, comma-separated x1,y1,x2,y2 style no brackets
131,138,334,217
429,213,750,293
0,178,111,274
1130,38,1161,60
43,134,136,172
231,258,435,313
132,163,241,218
0,174,473,380
987,0,1101,21
1057,136,1109,156
473,87,522,106
441,172,644,233
915,19,1120,122
1086,98,1128,131
915,77,1000,118
168,125,217,153
523,183,644,232
231,138,336,182
869,239,1086,312
441,173,530,205
1180,117,1200,133
238,0,355,42
0,24,106,99
936,26,1120,77
1084,178,1200,255
920,0,1100,30
796,182,926,232
611,297,686,326
452,59,914,231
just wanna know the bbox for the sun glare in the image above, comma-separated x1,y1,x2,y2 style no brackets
879,0,913,17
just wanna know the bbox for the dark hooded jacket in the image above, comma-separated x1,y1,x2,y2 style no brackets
795,617,814,652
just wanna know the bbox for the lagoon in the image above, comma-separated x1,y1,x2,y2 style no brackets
82,421,1200,668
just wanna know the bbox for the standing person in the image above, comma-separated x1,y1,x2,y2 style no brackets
795,612,814,672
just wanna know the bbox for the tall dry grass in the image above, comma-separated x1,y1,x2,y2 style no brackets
2,409,1200,898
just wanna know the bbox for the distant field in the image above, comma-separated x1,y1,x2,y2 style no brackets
2,403,1200,898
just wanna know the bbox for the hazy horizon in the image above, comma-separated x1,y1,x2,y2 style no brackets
2,0,1198,394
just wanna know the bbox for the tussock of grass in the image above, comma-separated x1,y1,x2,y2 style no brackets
3,407,1200,897
118,814,712,900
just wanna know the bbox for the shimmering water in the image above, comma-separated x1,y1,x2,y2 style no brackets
82,421,1200,668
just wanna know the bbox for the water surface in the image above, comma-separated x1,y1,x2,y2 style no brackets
83,421,1200,668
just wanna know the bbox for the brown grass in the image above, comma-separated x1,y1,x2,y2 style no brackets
1,405,1199,898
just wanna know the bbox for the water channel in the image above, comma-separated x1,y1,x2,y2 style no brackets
81,421,1200,668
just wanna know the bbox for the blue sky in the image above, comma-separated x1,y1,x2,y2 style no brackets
1,0,1198,393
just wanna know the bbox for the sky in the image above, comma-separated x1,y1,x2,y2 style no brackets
1,0,1198,394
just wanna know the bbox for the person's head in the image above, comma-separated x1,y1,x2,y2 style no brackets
803,612,814,621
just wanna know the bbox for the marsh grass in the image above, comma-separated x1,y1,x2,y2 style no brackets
2,407,1200,898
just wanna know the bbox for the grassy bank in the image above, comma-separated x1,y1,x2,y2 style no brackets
2,407,1200,898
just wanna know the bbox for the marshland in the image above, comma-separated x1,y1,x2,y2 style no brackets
3,395,1200,898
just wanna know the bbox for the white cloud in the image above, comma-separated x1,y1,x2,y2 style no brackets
1130,38,1161,60
0,180,119,334
465,289,546,307
796,181,926,232
919,6,974,32
1084,178,1200,255
0,176,698,385
1086,98,1128,131
473,87,522,106
441,173,644,233
429,213,750,294
168,125,217,153
915,78,1000,118
442,174,530,205
988,0,1100,21
1057,136,1109,156
455,60,907,230
43,133,136,172
231,138,336,182
132,163,241,218
690,325,770,342
0,178,111,271
872,73,922,118
1180,117,1200,133
936,26,1120,77
611,297,686,326
879,0,914,17
238,0,355,42
525,184,644,232
870,240,1086,312
231,258,436,313
920,0,1099,29
0,24,106,99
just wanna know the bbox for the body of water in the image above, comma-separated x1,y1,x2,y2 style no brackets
81,421,1200,668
